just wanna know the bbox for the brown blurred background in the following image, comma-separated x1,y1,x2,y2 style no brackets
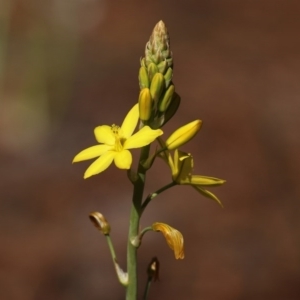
1,0,300,299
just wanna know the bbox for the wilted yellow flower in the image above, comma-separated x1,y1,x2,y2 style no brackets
160,145,225,207
89,212,110,235
152,222,184,259
73,104,163,178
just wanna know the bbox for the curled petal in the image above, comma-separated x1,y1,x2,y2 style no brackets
152,222,184,259
121,104,139,138
84,151,116,178
124,126,163,149
114,150,132,169
89,212,111,235
72,145,112,162
193,185,224,208
94,125,115,145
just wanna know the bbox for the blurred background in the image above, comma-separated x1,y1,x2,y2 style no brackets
1,0,300,299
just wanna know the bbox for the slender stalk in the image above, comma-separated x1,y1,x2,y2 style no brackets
141,181,176,212
142,277,152,300
126,145,150,300
105,234,117,262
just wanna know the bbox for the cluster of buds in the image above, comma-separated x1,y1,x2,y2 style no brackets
138,21,180,128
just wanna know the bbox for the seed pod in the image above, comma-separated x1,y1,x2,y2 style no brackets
159,84,175,112
150,73,165,103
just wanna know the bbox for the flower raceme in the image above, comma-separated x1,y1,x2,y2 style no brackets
73,104,163,178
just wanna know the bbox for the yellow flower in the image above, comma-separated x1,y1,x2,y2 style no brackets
159,143,225,207
73,104,163,178
152,222,184,259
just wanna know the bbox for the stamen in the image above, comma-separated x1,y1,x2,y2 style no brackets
111,124,123,152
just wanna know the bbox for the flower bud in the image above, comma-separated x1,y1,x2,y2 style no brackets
158,84,175,112
140,57,147,68
147,62,158,82
161,92,181,126
152,222,184,259
157,60,168,74
150,73,165,103
89,212,110,235
138,88,153,121
138,66,149,89
164,67,173,88
166,120,202,150
145,20,173,67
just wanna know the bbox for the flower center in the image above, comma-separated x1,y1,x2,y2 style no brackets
111,124,126,152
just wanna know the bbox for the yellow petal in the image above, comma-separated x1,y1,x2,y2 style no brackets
157,138,175,172
152,222,184,259
114,150,132,169
72,145,112,162
84,151,116,178
94,125,115,145
193,185,224,208
121,104,139,138
124,126,163,149
189,176,226,186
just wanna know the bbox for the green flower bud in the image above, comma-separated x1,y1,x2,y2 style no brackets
138,66,149,89
161,92,181,126
157,60,168,74
140,57,147,68
166,120,202,150
145,21,173,67
138,88,153,121
148,62,158,82
150,73,165,103
159,84,175,112
164,67,173,88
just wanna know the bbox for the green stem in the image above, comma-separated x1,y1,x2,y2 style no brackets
126,145,150,300
105,234,128,286
105,234,117,262
139,226,153,243
141,181,176,212
142,277,152,300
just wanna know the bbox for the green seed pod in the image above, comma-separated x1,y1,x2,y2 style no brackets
157,60,168,74
159,85,175,112
138,66,149,89
138,88,153,121
150,73,165,103
148,63,158,82
164,67,173,88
